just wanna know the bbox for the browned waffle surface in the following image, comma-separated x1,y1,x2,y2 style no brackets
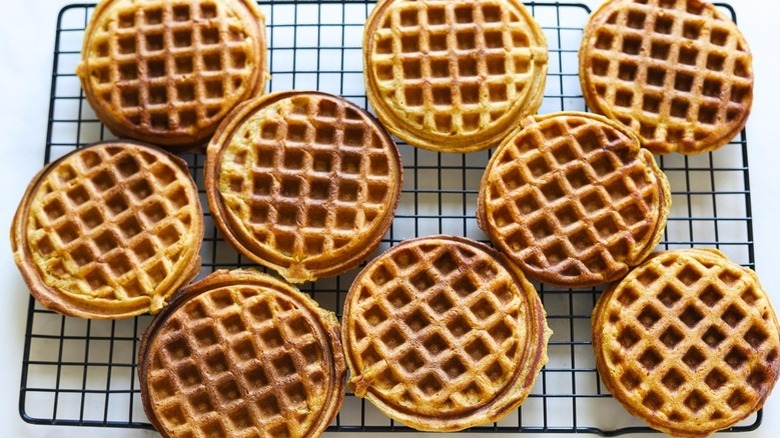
579,0,753,154
11,141,203,318
342,235,550,431
206,91,402,284
593,249,780,437
363,0,548,153
477,112,670,288
76,0,267,149
138,269,346,438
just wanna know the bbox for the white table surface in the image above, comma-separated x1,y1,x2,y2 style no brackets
1,0,779,436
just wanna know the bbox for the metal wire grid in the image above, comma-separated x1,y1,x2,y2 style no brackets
19,0,759,435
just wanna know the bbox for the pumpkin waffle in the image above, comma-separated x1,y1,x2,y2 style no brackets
364,0,548,153
138,269,345,438
593,249,780,437
342,235,550,431
206,91,402,284
477,112,671,288
579,0,753,155
11,141,203,319
76,0,267,149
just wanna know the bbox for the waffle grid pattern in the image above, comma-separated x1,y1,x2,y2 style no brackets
146,285,331,436
217,94,397,266
366,0,546,146
482,115,665,286
25,144,200,313
81,0,260,137
347,240,525,415
21,1,759,434
581,0,752,153
596,251,779,434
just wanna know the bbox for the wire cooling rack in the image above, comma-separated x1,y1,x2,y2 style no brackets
20,1,759,435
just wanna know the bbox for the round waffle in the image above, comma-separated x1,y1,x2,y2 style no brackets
364,0,548,153
138,269,345,437
593,249,780,437
206,91,403,284
11,141,203,319
579,0,753,155
477,112,671,289
76,0,267,149
342,235,550,431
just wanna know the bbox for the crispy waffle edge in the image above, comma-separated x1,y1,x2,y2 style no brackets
476,111,671,288
11,140,204,319
205,90,403,284
138,268,347,437
592,249,780,437
341,235,551,431
363,0,548,153
76,0,269,151
577,0,754,155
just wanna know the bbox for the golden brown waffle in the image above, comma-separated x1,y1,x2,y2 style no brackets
477,112,671,288
11,141,203,319
364,0,548,153
138,269,345,437
593,249,780,437
342,235,550,431
206,91,403,284
76,0,267,149
579,0,753,155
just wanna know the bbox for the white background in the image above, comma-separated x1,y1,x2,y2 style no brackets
1,0,779,437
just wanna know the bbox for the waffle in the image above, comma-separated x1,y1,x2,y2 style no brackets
593,249,780,437
206,91,403,284
11,141,203,319
579,0,753,155
477,112,671,288
342,235,550,431
138,269,345,437
364,0,548,153
76,0,267,149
